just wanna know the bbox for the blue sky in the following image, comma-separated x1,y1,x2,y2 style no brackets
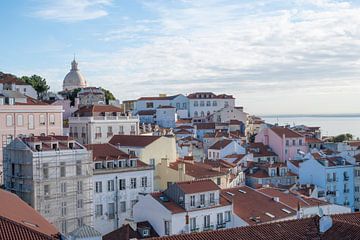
1,0,360,115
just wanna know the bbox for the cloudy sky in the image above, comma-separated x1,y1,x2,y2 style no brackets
1,0,360,115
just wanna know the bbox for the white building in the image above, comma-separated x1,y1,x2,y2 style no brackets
3,136,93,235
208,139,245,160
135,94,189,119
133,179,234,236
187,92,235,121
78,87,106,106
86,143,154,235
208,106,248,125
69,104,139,144
0,72,37,99
109,135,177,191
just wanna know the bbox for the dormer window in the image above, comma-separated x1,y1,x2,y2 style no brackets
69,142,74,149
107,162,114,168
35,144,41,151
52,143,58,150
95,163,102,169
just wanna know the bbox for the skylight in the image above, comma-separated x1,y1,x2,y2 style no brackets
226,191,235,196
265,212,275,218
238,189,247,194
282,208,291,214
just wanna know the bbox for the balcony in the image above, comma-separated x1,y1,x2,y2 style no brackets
216,223,226,229
190,227,200,233
95,133,102,139
203,225,214,231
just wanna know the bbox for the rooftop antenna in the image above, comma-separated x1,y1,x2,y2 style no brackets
73,53,76,61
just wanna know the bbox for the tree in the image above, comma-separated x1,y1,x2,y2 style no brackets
331,133,353,142
100,88,116,104
21,75,50,99
65,88,81,106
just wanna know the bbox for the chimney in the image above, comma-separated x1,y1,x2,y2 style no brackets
124,218,137,231
319,215,333,233
161,158,168,167
178,161,186,177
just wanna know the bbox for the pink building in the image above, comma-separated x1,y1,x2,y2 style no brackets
255,126,307,162
0,92,63,181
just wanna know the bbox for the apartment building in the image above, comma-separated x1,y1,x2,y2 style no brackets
69,104,139,144
134,180,234,236
255,126,307,161
0,72,37,98
187,92,235,121
86,143,154,235
208,139,245,160
207,106,248,125
109,135,177,190
3,136,93,235
78,87,106,106
0,91,63,182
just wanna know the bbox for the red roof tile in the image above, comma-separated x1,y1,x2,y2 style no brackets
74,104,123,115
85,143,129,161
176,179,220,194
209,139,233,150
271,126,304,138
109,135,161,147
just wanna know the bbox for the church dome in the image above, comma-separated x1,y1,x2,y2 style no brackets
63,59,87,91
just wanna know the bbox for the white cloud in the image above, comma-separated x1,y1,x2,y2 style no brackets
34,0,111,22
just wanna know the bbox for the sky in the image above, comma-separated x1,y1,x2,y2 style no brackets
1,0,360,115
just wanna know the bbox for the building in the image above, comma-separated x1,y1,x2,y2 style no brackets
109,135,177,190
135,94,189,119
207,106,247,126
187,92,235,121
244,162,297,188
148,212,360,240
176,136,204,161
69,104,139,144
63,58,87,91
0,188,61,240
245,142,279,163
133,179,234,236
86,143,154,235
78,87,105,106
3,136,93,234
157,158,244,190
0,72,37,99
123,99,136,113
103,221,159,240
354,153,360,211
0,91,63,182
156,106,177,128
208,139,245,160
255,126,307,161
299,153,355,210
67,225,102,240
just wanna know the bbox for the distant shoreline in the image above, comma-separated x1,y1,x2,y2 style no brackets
260,114,360,118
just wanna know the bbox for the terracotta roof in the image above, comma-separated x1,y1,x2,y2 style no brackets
138,95,180,101
0,189,59,239
74,104,123,114
221,186,296,225
229,119,242,124
305,137,323,143
288,160,303,167
194,123,215,130
169,160,229,179
0,72,29,85
176,179,220,194
354,154,360,162
109,135,161,147
348,141,360,148
187,92,234,99
247,143,278,158
148,213,360,240
258,188,328,210
103,221,158,240
174,129,193,135
158,105,175,109
271,126,304,138
85,143,129,161
209,139,233,150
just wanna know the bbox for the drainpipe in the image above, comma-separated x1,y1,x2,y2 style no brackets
115,176,119,229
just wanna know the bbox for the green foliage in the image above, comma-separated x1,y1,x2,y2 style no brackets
21,75,50,99
331,133,353,142
65,88,81,106
100,88,116,104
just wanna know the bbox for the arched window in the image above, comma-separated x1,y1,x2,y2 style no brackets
194,111,198,117
17,115,23,126
200,111,205,117
6,115,13,126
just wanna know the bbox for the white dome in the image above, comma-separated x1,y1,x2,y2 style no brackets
63,59,87,91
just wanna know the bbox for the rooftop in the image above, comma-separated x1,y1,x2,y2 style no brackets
176,179,221,194
85,143,129,161
271,126,304,138
103,221,159,240
109,135,161,147
209,139,233,150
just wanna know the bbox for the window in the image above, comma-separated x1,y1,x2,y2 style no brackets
77,217,83,227
146,102,154,108
61,202,67,217
213,101,217,106
217,178,221,185
107,126,113,136
194,111,198,117
107,161,114,168
131,125,136,133
44,184,50,198
43,163,49,179
95,204,103,217
200,111,205,117
182,102,187,109
176,103,180,109
28,115,34,129
77,199,83,209
224,101,229,107
200,101,204,106
17,115,23,126
44,204,50,214
95,163,102,169
225,211,231,222
95,181,102,193
164,220,170,235
49,114,55,125
286,140,289,146
292,139,296,145
119,179,126,190
39,114,45,125
119,126,124,134
299,139,303,145
61,221,67,234
150,158,155,166
194,101,198,107
204,215,210,228
190,195,195,207
206,101,211,106
76,160,82,176
60,182,67,196
108,203,115,219
130,178,137,189
6,115,13,126
120,201,126,212
77,181,83,194
217,212,224,224
190,217,197,231
210,193,215,204
200,194,205,205
60,162,66,177
108,180,114,192
141,177,148,187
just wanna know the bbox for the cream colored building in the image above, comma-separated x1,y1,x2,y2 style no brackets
157,158,244,190
109,135,177,190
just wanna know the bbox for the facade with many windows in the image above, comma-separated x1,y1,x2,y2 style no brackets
87,143,154,235
3,136,93,235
